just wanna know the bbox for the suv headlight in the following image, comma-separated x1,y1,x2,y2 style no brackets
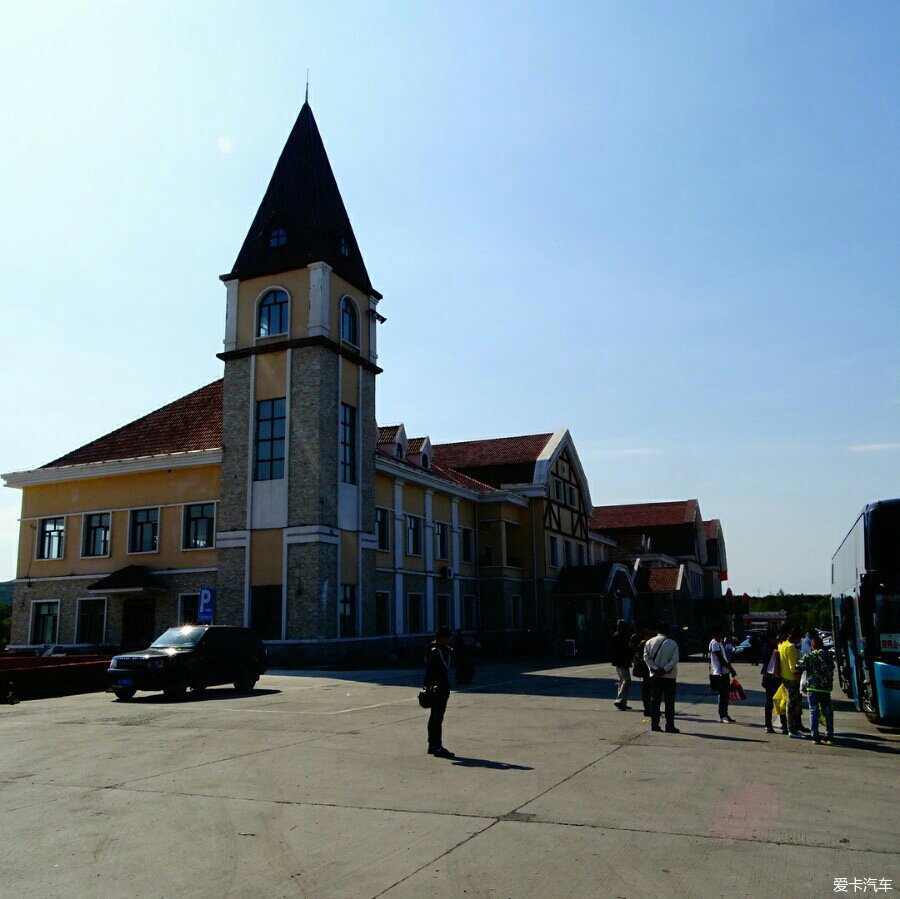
109,659,117,669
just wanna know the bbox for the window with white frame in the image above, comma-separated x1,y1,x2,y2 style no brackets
553,478,565,502
407,593,423,633
257,288,289,337
548,535,559,568
406,515,423,556
129,508,159,554
461,527,475,564
254,398,286,481
31,600,59,644
375,507,391,552
567,484,576,507
340,296,359,345
434,521,450,560
37,517,65,560
76,598,106,644
340,403,357,485
183,503,216,550
375,591,391,636
82,513,110,558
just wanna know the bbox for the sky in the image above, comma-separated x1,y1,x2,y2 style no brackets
0,1,897,593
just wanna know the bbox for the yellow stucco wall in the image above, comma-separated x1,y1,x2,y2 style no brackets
236,270,311,348
250,529,283,587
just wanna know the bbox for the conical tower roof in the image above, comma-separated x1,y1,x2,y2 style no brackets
223,102,378,297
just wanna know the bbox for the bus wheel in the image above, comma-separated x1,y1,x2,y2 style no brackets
859,663,881,723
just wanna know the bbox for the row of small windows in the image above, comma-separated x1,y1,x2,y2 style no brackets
255,289,360,346
374,508,475,563
34,504,216,560
266,228,350,259
547,535,587,569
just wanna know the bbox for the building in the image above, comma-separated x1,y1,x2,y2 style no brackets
2,101,727,662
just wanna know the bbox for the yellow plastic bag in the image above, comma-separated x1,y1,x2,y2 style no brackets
772,684,788,717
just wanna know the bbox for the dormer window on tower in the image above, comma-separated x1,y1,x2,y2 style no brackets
269,227,287,248
395,444,404,460
340,296,359,346
257,288,289,338
340,236,349,257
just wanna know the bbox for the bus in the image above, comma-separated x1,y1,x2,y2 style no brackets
831,499,900,723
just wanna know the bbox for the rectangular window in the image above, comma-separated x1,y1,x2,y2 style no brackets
512,595,523,628
481,544,494,565
564,539,573,568
436,594,450,629
37,517,65,560
548,536,559,568
567,484,576,507
340,403,357,485
76,598,106,644
183,502,216,550
434,522,450,560
128,508,159,554
463,595,478,630
250,585,282,640
375,508,391,552
81,513,110,558
339,585,357,637
406,515,423,556
375,591,391,636
254,398,286,481
30,601,59,644
407,593,423,634
553,478,565,502
461,527,475,564
577,543,586,566
179,593,200,625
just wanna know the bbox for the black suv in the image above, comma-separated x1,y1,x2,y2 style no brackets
107,625,267,701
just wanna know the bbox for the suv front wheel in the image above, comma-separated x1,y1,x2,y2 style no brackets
114,687,136,701
234,668,258,693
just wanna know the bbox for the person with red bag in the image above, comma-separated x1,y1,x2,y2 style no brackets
709,627,738,723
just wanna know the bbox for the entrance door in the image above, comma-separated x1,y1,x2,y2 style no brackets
121,597,156,648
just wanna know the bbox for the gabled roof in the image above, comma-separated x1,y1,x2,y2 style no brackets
375,449,496,494
42,380,223,469
704,519,722,540
377,425,404,444
223,102,378,298
590,500,700,531
637,564,683,593
431,433,553,488
406,437,427,454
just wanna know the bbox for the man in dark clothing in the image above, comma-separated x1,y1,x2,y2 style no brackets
424,626,455,758
611,619,633,710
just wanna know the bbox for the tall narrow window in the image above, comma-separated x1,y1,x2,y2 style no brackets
548,536,559,569
257,288,289,337
375,591,391,636
463,595,478,630
461,527,475,564
340,296,359,345
375,508,391,552
82,513,110,558
554,478,565,502
183,503,216,549
76,598,106,644
407,593,423,633
434,522,450,560
564,540,573,568
567,484,576,507
129,508,159,553
339,585,357,637
31,601,59,644
406,515,423,556
577,543,586,566
254,398,286,481
436,595,451,629
37,517,66,560
340,403,357,484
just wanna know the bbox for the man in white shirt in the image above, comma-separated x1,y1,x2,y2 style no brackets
643,622,680,733
709,628,737,724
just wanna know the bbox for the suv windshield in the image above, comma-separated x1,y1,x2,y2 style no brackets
150,626,206,648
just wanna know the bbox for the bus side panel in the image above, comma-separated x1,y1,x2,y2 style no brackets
874,661,900,722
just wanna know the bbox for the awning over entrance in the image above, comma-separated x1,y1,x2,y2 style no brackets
87,565,163,594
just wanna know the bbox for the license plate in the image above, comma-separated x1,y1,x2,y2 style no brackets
117,678,134,686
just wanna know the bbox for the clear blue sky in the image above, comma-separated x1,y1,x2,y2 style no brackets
0,1,897,593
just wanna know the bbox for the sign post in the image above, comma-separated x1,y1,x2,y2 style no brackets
197,587,216,624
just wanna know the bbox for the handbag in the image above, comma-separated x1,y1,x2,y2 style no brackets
418,683,441,709
772,684,788,717
728,679,747,702
632,643,649,678
709,673,729,693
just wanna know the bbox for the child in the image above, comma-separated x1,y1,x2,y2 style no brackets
797,633,836,745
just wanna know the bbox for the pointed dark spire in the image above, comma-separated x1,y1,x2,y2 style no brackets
224,102,378,297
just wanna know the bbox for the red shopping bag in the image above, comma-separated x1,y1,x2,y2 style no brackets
729,679,747,702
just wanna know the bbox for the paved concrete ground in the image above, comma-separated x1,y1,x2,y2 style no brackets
0,659,897,898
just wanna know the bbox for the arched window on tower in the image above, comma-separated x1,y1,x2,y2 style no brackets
257,289,289,338
340,296,359,346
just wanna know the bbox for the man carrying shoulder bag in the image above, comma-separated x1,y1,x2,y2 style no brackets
643,622,680,733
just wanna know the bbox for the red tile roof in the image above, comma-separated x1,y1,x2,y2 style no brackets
590,500,699,531
406,437,427,453
704,519,721,540
375,448,496,494
431,433,553,488
377,425,403,444
646,566,682,593
43,380,223,468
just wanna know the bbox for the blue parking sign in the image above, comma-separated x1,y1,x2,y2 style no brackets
197,587,215,623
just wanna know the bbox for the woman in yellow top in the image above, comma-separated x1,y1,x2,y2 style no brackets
778,626,809,738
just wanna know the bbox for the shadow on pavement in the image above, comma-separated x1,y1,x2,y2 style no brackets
682,732,767,744
449,756,534,771
116,688,282,704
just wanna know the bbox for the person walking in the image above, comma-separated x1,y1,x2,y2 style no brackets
779,626,808,738
644,622,680,733
761,630,787,734
631,627,653,718
797,632,836,745
424,626,455,758
709,627,738,723
611,619,633,710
